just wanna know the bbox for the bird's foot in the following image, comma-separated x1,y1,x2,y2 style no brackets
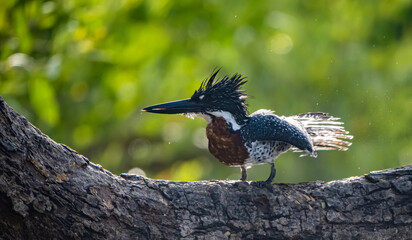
255,180,273,188
240,166,247,181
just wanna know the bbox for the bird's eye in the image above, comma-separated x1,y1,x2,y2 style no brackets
199,95,205,100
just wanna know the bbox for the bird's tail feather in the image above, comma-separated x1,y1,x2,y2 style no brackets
290,112,353,154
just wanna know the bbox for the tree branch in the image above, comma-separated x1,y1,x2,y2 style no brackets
0,96,411,239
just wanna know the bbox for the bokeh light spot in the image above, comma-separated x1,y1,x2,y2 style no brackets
268,33,293,55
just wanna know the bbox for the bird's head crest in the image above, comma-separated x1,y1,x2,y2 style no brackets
190,69,249,122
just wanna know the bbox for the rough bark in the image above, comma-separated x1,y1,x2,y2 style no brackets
0,96,411,240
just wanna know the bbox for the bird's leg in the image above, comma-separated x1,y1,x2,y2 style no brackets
265,162,276,184
240,166,247,181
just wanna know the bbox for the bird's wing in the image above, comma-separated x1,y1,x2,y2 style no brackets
241,110,314,153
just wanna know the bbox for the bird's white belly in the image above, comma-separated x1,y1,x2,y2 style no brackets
244,141,291,166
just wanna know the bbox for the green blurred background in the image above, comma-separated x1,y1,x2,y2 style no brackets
1,0,412,183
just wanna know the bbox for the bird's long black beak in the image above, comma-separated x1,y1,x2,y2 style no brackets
142,99,204,114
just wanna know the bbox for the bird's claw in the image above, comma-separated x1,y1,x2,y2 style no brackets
255,180,272,188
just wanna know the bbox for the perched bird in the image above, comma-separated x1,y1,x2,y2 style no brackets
142,70,352,183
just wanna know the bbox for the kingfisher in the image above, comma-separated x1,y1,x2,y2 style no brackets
142,70,352,183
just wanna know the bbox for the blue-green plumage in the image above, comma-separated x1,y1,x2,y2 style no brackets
241,110,314,155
